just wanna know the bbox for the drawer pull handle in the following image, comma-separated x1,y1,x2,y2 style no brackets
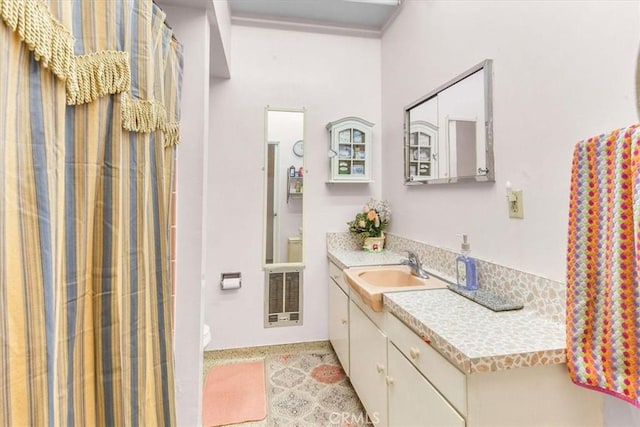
341,319,348,325
421,335,431,344
385,376,395,385
376,363,385,374
410,348,420,359
332,275,340,281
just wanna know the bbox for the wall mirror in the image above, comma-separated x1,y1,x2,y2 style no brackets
263,108,305,267
404,59,494,185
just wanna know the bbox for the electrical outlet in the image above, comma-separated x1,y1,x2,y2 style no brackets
507,189,524,219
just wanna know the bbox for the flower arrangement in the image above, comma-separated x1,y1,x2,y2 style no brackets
347,198,391,242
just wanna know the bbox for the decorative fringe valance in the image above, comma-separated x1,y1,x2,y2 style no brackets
0,0,130,105
0,0,75,81
67,51,131,105
121,92,181,146
121,91,167,132
0,0,181,145
164,123,181,147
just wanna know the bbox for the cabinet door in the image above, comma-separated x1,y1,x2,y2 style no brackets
388,344,465,427
407,126,437,181
328,279,349,375
349,300,387,427
328,118,373,183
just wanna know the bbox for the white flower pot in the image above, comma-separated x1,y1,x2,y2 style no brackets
363,232,385,252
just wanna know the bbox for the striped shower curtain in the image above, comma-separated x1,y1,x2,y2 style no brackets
0,1,182,426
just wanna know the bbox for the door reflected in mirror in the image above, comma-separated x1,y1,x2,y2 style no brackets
405,59,494,184
448,118,477,178
264,108,305,266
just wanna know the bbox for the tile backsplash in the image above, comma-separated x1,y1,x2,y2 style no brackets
327,232,566,323
326,231,362,251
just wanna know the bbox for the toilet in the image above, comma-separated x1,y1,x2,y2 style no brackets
287,236,302,262
202,324,211,348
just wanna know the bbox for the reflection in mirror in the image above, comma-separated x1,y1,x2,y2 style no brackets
408,96,439,179
405,59,493,184
264,108,305,266
448,118,477,178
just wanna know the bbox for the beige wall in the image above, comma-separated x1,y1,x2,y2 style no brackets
161,5,210,427
381,0,638,281
381,1,640,425
207,24,382,349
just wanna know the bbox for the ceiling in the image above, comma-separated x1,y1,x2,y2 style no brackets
227,0,402,32
156,0,402,77
158,0,401,35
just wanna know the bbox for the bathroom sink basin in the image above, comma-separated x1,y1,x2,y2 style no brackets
343,265,449,312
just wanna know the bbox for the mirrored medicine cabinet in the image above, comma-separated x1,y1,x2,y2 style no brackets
404,59,494,185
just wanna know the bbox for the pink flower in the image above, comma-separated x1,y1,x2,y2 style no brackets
367,210,377,221
358,220,366,228
363,205,370,213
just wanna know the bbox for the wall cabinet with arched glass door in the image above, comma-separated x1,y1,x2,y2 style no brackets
327,117,374,183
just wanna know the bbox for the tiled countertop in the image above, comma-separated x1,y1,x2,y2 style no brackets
328,248,567,374
384,290,566,374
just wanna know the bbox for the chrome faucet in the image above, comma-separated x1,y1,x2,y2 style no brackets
401,250,430,279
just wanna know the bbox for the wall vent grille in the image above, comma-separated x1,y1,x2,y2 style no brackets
265,267,303,328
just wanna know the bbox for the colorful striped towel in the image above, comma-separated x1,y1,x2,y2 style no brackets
566,124,640,407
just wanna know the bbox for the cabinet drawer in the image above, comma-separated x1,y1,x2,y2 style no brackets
386,312,467,416
329,261,349,294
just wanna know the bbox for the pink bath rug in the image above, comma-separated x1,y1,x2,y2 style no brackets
202,360,267,426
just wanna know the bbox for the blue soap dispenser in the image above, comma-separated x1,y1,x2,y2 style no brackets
456,234,478,290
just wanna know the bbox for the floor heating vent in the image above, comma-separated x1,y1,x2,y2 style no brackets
265,267,303,328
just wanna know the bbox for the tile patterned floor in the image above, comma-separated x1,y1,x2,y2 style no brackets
203,341,368,426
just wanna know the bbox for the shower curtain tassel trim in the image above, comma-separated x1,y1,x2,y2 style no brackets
0,0,132,105
121,92,180,143
0,0,76,81
0,0,182,143
163,122,180,146
66,51,131,105
121,91,167,132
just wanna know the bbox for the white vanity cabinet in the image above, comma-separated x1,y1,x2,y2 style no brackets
326,117,374,183
328,262,350,375
327,258,603,427
385,311,602,427
387,344,465,427
349,299,388,427
386,313,466,427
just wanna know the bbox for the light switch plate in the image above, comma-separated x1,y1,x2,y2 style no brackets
508,190,524,219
